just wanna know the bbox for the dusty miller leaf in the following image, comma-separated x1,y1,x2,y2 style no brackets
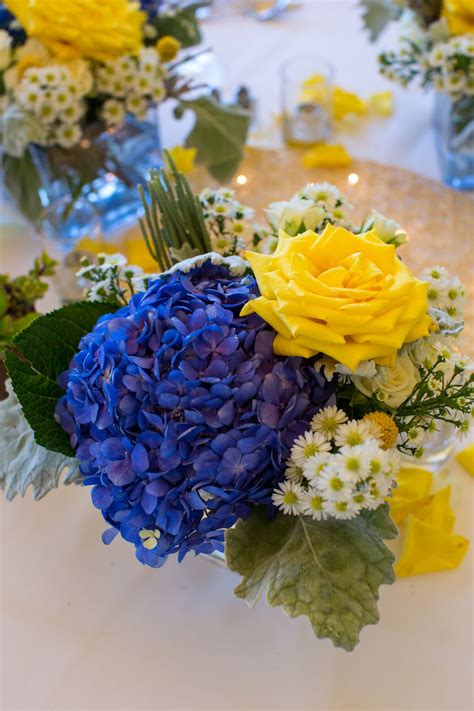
0,382,81,501
181,95,251,182
360,0,401,41
225,506,397,651
5,300,116,456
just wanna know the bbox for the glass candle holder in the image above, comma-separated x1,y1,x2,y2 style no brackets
280,55,334,146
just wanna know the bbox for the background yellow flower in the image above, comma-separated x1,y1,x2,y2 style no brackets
5,0,145,61
442,0,474,35
241,224,432,370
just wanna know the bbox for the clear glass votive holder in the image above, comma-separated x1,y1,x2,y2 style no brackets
280,55,334,146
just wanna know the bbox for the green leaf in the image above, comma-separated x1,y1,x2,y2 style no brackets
225,506,398,651
154,3,207,48
360,0,401,42
0,381,81,501
2,149,43,224
5,300,117,456
181,95,251,182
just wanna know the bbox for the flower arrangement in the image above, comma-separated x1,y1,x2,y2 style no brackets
0,0,250,225
1,159,472,650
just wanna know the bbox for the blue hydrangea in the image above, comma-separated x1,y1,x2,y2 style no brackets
56,262,335,567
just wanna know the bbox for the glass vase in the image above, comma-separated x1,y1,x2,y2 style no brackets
3,113,162,245
433,92,474,191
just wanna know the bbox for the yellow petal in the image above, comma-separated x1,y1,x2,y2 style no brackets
367,91,394,117
455,443,474,476
394,467,433,500
166,145,196,175
302,143,352,169
390,486,455,531
395,515,469,577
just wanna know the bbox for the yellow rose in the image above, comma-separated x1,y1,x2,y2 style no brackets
240,224,433,371
442,0,474,34
5,0,145,62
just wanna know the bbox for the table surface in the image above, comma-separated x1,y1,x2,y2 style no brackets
1,2,474,710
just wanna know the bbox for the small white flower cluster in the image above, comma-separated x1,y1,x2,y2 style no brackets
199,187,255,257
272,407,400,521
379,29,474,96
420,265,466,321
77,253,154,304
96,47,166,125
10,59,92,148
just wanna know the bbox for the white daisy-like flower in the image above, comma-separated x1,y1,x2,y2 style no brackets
151,82,166,103
59,101,85,125
351,488,375,512
334,419,377,448
284,462,305,482
324,499,359,520
302,451,331,484
38,101,57,124
301,488,328,520
318,464,353,502
311,405,348,438
38,65,63,86
359,440,389,478
117,56,135,74
16,83,43,110
102,98,125,127
300,182,343,209
98,253,128,269
110,78,127,98
450,352,473,372
51,87,74,110
126,93,147,119
55,122,82,148
334,445,371,482
421,265,449,281
290,431,331,467
272,481,304,515
455,418,471,440
134,74,152,95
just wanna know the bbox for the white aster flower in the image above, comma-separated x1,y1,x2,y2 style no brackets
299,182,343,209
324,498,359,520
55,122,82,148
284,462,305,482
51,87,74,110
102,98,125,127
336,444,372,481
334,419,377,448
318,464,353,502
455,418,471,440
272,480,304,515
110,78,127,98
59,101,85,125
151,80,166,104
134,74,153,95
301,488,328,520
302,451,331,484
290,431,331,466
126,93,147,118
98,253,128,269
16,83,43,111
311,405,348,438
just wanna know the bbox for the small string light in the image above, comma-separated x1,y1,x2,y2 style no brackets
236,174,248,186
347,173,359,185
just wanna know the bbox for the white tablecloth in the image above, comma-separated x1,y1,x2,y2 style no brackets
1,3,473,710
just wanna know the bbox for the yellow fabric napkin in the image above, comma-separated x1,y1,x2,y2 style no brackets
390,467,469,577
455,443,474,476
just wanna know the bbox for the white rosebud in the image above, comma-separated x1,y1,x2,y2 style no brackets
265,198,326,236
0,29,12,70
353,352,420,408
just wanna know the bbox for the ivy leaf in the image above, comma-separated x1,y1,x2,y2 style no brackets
225,506,398,651
359,0,401,42
5,300,117,456
180,95,251,182
0,381,82,501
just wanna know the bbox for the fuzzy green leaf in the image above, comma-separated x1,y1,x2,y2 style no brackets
360,0,401,41
181,95,251,182
5,300,116,456
225,506,398,651
153,3,206,48
2,149,43,224
0,381,81,501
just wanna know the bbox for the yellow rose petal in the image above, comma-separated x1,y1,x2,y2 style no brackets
395,515,469,577
367,91,394,117
166,145,196,175
302,143,352,169
394,467,433,500
455,443,474,475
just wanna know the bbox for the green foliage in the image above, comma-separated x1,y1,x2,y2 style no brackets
360,0,402,42
5,301,117,456
139,152,212,271
2,149,44,224
0,382,81,501
153,2,208,48
225,506,397,651
0,252,57,351
180,95,251,182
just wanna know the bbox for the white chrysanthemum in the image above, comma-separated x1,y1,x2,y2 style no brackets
126,93,147,119
102,98,126,127
324,499,359,520
421,266,449,281
318,464,353,502
290,431,331,467
284,462,305,482
139,47,160,71
151,81,166,103
272,481,304,515
59,101,85,125
55,122,82,148
455,418,471,440
334,445,371,482
134,74,152,95
51,87,74,111
302,451,331,484
98,253,128,269
37,101,57,124
351,488,375,512
16,83,43,111
299,182,343,209
301,489,328,520
450,352,473,372
334,419,379,448
360,441,389,478
311,405,348,438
